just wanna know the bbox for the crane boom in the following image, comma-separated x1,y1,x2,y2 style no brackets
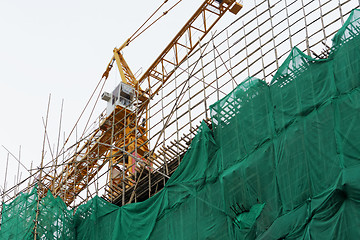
138,0,243,97
43,0,243,206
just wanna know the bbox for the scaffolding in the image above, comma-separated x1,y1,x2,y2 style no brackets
1,0,360,238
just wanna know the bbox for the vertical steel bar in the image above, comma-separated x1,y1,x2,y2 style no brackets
284,0,293,49
301,0,311,56
0,153,10,230
54,99,64,192
34,93,51,240
255,7,267,79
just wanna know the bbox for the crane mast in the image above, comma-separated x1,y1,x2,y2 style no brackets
42,0,243,206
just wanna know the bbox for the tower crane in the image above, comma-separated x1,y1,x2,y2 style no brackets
41,0,243,206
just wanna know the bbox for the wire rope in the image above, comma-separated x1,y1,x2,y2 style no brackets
127,0,183,45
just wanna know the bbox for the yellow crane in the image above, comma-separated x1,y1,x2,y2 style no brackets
42,0,243,206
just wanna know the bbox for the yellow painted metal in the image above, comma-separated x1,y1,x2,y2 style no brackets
137,0,240,95
113,51,128,84
230,2,243,14
44,0,243,206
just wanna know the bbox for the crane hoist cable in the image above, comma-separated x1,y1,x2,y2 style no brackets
45,0,244,206
128,0,183,45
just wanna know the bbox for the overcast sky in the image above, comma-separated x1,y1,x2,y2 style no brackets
0,0,241,192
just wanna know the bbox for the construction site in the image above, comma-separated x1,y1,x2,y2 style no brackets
1,0,360,239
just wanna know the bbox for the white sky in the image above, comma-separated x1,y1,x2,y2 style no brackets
0,0,238,192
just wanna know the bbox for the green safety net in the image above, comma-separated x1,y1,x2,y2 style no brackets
0,187,37,239
2,9,360,240
37,190,74,239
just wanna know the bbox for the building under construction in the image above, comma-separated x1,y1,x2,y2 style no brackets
1,0,360,239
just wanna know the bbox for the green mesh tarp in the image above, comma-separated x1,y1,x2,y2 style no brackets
0,188,75,239
2,9,360,240
37,190,74,239
0,187,37,239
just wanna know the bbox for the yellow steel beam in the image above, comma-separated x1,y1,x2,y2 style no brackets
138,0,242,96
45,0,243,206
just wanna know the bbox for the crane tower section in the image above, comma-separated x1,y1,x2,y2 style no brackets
38,0,244,205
